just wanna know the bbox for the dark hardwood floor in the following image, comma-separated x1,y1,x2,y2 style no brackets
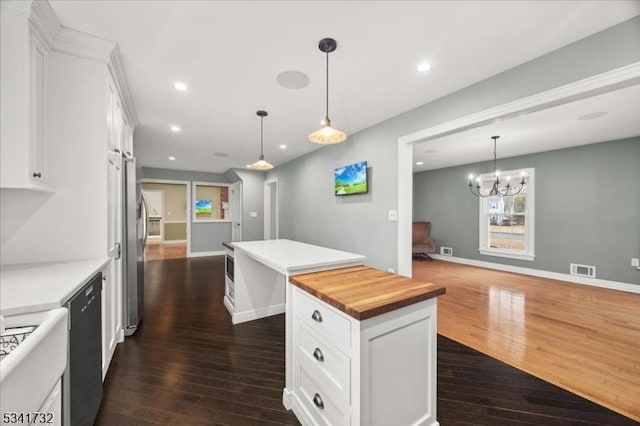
95,256,636,425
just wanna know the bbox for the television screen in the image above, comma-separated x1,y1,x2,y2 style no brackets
195,199,213,214
334,161,368,195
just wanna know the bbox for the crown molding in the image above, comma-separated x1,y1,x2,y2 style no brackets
30,0,62,48
109,45,139,128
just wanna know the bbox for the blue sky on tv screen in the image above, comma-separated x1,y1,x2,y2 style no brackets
334,161,367,185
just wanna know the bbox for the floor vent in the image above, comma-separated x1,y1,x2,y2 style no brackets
570,263,596,278
440,247,453,256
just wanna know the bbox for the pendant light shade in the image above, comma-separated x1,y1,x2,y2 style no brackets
250,110,273,170
309,38,347,145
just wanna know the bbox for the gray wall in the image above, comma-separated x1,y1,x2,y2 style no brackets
267,17,640,272
224,168,265,241
414,138,640,285
141,167,232,253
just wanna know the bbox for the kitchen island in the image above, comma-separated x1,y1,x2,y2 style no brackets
288,266,446,426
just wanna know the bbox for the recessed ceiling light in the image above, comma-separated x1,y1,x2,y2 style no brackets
279,144,287,149
174,81,188,91
417,62,431,73
246,164,252,168
577,111,607,120
170,125,181,133
415,161,424,166
168,156,176,161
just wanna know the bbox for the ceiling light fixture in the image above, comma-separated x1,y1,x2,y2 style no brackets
174,81,188,91
309,38,346,145
416,161,424,166
279,144,287,149
417,62,431,72
170,125,181,133
168,156,176,161
468,136,525,198
250,110,274,170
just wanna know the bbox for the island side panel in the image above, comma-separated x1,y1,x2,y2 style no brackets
232,250,286,324
359,297,439,426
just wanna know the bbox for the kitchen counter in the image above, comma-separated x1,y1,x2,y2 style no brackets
0,257,109,316
289,265,446,320
232,239,365,274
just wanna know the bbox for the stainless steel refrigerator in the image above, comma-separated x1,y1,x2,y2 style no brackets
123,155,146,336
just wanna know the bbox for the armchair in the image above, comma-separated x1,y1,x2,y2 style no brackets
412,221,435,260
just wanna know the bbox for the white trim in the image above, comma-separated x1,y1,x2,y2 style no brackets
163,220,187,224
108,45,138,127
396,62,640,277
264,178,279,240
189,250,225,258
193,219,233,223
429,254,640,294
161,240,187,244
142,178,190,185
231,303,286,325
478,249,535,261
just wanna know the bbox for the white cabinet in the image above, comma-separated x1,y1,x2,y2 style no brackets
101,263,121,380
291,286,439,426
0,3,52,191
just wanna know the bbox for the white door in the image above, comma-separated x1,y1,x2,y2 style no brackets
264,179,278,240
230,182,242,242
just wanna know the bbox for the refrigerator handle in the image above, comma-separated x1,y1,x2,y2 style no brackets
140,195,148,248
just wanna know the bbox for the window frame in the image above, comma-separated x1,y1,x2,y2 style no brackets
478,167,535,261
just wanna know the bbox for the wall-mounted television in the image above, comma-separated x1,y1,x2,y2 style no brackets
195,199,213,214
334,161,368,196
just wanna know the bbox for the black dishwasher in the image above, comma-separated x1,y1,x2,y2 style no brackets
63,273,103,426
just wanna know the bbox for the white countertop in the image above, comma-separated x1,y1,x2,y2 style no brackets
232,239,365,274
0,257,109,316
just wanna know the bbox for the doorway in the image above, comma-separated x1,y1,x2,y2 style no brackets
141,180,189,260
264,179,278,240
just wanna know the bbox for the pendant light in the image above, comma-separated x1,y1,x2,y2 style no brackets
250,110,273,170
468,136,526,197
309,38,347,145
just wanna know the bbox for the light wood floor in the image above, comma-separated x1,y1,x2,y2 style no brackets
144,243,187,260
412,259,640,422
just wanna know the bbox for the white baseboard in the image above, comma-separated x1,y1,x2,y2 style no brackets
189,250,225,258
162,240,187,244
223,296,235,318
232,303,286,324
429,254,640,294
282,388,294,410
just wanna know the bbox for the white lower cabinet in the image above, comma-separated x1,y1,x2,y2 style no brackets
101,263,119,380
291,286,439,426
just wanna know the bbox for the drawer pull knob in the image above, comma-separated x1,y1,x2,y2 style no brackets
313,347,324,362
313,393,324,410
311,310,323,323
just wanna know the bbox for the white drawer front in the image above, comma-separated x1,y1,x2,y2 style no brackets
298,323,350,403
298,363,349,426
293,286,351,353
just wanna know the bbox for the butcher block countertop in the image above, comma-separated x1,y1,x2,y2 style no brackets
289,265,446,320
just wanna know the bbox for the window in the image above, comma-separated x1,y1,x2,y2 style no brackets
478,168,534,261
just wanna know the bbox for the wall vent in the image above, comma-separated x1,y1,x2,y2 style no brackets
440,247,453,256
570,263,596,278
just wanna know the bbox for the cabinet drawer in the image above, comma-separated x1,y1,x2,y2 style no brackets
298,322,350,403
292,286,351,353
297,362,349,426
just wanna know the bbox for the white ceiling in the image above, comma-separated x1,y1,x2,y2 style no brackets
413,84,640,172
48,1,640,173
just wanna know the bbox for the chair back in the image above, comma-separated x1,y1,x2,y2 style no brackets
412,221,431,243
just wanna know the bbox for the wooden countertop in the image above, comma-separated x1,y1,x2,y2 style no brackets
289,265,446,320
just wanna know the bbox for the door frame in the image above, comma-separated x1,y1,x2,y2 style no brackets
264,178,279,240
230,181,243,242
141,179,191,256
396,62,640,277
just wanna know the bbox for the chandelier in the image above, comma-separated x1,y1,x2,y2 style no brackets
468,136,525,198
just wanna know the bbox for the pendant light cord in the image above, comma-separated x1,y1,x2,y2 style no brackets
325,50,330,121
260,116,264,157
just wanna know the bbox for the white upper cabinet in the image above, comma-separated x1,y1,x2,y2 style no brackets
0,4,52,191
